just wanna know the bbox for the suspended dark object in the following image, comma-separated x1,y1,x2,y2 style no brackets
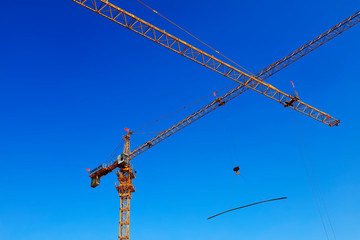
233,166,240,175
207,197,287,220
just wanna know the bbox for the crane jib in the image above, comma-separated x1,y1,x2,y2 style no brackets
73,0,359,179
73,2,357,239
72,0,341,127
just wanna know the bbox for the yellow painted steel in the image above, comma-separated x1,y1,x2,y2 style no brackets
72,0,339,126
115,133,135,240
72,1,357,239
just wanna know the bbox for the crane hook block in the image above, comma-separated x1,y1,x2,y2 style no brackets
233,166,240,175
91,175,100,188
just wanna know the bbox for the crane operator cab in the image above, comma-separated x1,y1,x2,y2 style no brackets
90,154,130,188
117,153,130,168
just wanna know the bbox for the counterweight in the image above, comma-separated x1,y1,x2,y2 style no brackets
73,1,359,239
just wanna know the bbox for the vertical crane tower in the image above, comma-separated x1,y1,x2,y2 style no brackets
115,132,134,240
73,0,360,239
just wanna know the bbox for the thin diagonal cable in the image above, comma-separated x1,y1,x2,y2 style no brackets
289,113,330,240
132,83,236,133
132,131,164,135
226,174,237,209
107,82,236,161
136,0,253,76
208,197,287,219
106,142,123,162
294,119,337,240
239,172,265,200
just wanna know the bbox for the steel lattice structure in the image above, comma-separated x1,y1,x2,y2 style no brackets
114,133,134,240
73,0,342,127
73,0,359,239
75,2,360,180
115,164,135,240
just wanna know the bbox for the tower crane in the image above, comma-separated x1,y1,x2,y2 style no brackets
73,0,360,239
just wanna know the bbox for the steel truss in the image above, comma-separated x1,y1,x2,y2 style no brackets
74,1,360,238
73,0,342,127
78,3,360,180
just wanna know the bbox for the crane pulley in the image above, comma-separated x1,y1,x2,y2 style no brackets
73,0,360,239
73,0,342,127
75,1,360,184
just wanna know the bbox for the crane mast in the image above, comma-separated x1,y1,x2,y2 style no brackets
115,132,134,240
78,0,360,183
73,0,360,239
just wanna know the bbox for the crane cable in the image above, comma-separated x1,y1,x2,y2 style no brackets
132,82,236,133
238,172,265,200
220,108,265,206
226,172,266,211
133,0,256,133
289,113,337,240
105,141,123,162
102,83,236,164
136,0,253,76
226,173,237,209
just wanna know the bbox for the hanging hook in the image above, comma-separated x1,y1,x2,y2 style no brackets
233,166,240,175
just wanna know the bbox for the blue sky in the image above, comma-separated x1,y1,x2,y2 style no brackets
1,0,360,240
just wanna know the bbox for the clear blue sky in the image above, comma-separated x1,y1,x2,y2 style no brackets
1,0,359,240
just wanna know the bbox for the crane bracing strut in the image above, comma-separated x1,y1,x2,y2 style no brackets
73,0,359,239
74,0,346,127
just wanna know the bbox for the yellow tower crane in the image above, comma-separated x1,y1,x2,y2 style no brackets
73,0,360,239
